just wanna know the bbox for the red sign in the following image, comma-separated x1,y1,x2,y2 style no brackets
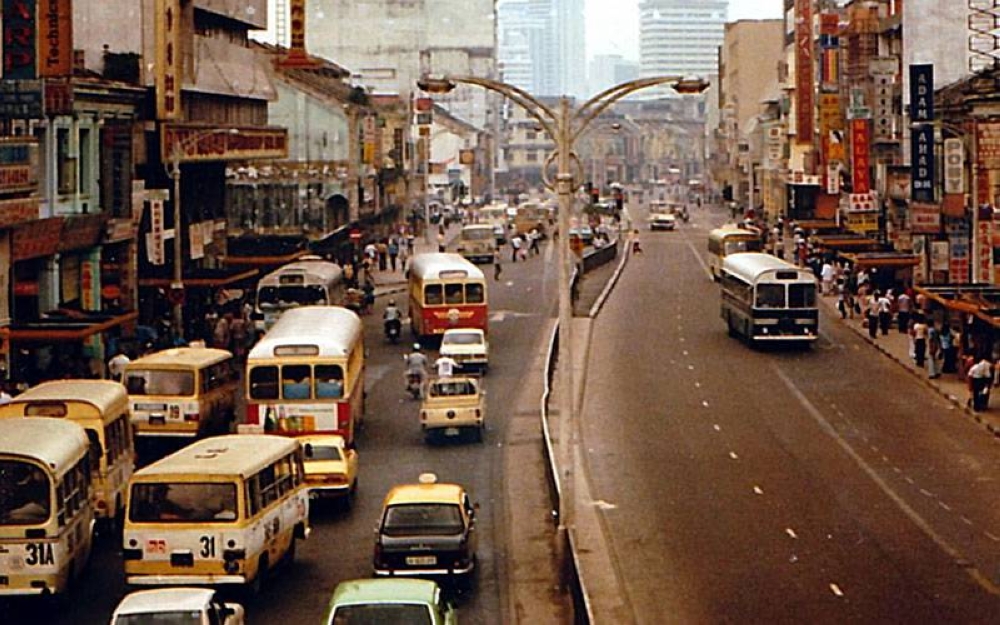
0,164,36,193
161,125,289,163
851,118,871,194
415,97,433,112
38,0,72,77
349,228,361,241
795,0,814,145
910,202,941,234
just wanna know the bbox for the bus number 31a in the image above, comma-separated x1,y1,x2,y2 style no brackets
26,542,54,566
199,535,216,558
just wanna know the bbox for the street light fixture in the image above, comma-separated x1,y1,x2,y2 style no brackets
166,127,239,341
419,73,708,570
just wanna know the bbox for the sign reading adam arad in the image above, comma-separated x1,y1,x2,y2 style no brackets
161,125,289,163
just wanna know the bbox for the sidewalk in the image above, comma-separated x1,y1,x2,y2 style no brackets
817,293,1000,438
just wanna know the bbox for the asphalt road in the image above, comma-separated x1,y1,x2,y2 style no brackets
2,241,560,625
580,206,1000,623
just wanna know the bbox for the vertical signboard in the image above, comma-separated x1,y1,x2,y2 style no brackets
870,57,897,142
155,0,181,119
976,121,1000,209
38,0,72,77
3,0,38,79
943,137,965,196
851,118,871,194
819,13,840,89
946,217,970,284
978,216,994,284
148,198,165,265
795,0,814,145
909,64,934,202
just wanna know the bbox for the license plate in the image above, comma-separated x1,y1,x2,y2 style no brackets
136,403,167,411
148,415,166,425
406,555,436,566
444,427,460,437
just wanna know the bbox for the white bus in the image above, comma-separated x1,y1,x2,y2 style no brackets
254,256,346,334
245,306,365,445
707,226,763,281
123,434,309,594
720,252,818,343
0,418,94,596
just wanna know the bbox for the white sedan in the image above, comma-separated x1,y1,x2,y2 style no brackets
110,588,244,625
649,212,677,231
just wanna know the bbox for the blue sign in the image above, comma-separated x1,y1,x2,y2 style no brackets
909,64,934,121
911,124,935,202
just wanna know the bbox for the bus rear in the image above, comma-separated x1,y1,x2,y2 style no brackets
409,254,488,341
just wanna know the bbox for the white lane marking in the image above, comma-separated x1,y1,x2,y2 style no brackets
713,424,721,432
702,400,710,408
682,350,689,356
680,337,686,343
904,477,915,485
939,502,952,512
774,365,1000,596
920,489,935,498
593,500,617,511
962,517,974,526
786,528,798,539
986,532,1000,543
695,382,702,388
753,486,764,495
892,467,902,474
366,364,392,385
830,583,844,597
729,451,739,460
687,365,695,371
687,239,713,279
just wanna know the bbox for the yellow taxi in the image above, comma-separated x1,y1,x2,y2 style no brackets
419,376,486,443
373,473,478,588
298,434,359,509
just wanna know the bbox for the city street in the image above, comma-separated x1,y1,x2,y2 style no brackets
0,238,565,625
576,205,1000,622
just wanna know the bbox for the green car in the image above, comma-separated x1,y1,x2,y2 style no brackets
323,578,457,624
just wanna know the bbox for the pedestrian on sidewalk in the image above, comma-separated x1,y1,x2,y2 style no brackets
941,324,957,373
377,239,388,271
820,260,834,295
877,290,893,335
388,238,400,272
406,231,415,255
865,290,880,339
836,284,849,319
911,316,928,367
969,356,993,411
493,248,502,281
927,321,942,379
896,290,912,334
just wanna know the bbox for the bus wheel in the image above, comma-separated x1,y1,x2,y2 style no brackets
282,537,296,567
247,555,268,597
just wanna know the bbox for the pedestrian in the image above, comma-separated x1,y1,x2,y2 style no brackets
229,312,248,361
437,229,446,253
529,227,541,255
377,240,388,271
865,290,880,339
212,311,230,351
941,324,957,373
343,262,356,289
877,290,893,336
631,230,643,254
388,238,400,272
911,316,928,367
836,283,848,319
820,260,834,295
434,354,459,378
107,349,131,381
896,290,912,334
510,234,522,262
493,248,502,281
969,356,994,411
927,321,942,379
406,231,415,255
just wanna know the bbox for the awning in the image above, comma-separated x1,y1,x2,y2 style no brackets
839,252,921,269
220,249,310,267
8,310,139,342
914,284,1000,329
814,234,882,252
139,268,258,288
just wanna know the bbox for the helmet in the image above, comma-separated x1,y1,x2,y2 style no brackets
388,299,396,306
412,343,422,351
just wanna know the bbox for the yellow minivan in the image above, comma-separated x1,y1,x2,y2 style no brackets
0,379,135,531
124,346,239,439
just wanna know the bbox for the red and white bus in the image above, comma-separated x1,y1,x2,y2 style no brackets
408,253,488,342
244,306,365,445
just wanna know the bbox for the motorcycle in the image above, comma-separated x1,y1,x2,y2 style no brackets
384,318,402,344
405,372,424,399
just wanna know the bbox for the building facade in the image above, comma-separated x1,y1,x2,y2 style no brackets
639,0,728,93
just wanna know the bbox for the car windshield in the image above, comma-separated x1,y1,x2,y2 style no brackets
382,503,464,536
429,380,476,397
0,460,52,525
442,332,481,346
331,604,433,625
124,369,195,396
129,482,238,523
304,444,343,462
114,611,203,625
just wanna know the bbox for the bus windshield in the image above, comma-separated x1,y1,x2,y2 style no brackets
124,370,195,396
756,284,786,309
257,285,328,309
0,460,51,525
129,482,238,523
724,238,760,255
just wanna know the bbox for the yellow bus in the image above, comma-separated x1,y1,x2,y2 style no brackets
123,434,310,594
0,380,134,532
0,418,94,596
512,201,552,236
246,306,365,445
707,226,763,281
124,346,239,439
408,253,488,342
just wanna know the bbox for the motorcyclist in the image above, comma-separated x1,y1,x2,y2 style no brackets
383,299,402,340
403,344,428,397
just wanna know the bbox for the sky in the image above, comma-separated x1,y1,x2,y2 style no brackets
586,0,785,61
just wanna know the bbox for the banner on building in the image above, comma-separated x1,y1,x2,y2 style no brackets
795,0,814,145
931,241,950,272
3,0,38,80
947,218,970,284
148,199,165,265
819,13,840,89
943,137,965,195
978,216,994,284
910,202,941,234
909,64,934,121
819,93,845,163
38,0,72,77
849,192,876,211
155,0,181,119
871,60,896,141
189,220,205,260
976,121,1000,207
911,124,935,202
851,118,871,194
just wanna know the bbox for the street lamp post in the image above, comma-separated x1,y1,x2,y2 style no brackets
166,128,238,341
418,73,708,567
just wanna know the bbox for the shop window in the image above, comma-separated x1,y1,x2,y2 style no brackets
57,128,77,195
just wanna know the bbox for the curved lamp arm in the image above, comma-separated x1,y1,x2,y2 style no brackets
571,76,687,144
433,75,561,142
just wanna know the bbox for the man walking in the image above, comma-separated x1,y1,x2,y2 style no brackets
969,356,994,411
896,290,912,333
493,248,502,281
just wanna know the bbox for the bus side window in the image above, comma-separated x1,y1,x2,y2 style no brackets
466,283,485,304
249,366,279,400
246,478,261,517
425,284,444,305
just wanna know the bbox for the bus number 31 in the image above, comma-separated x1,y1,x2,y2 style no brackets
26,542,54,566
199,535,216,558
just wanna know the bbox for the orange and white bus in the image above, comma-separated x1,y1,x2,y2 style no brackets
408,253,488,342
245,306,365,445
